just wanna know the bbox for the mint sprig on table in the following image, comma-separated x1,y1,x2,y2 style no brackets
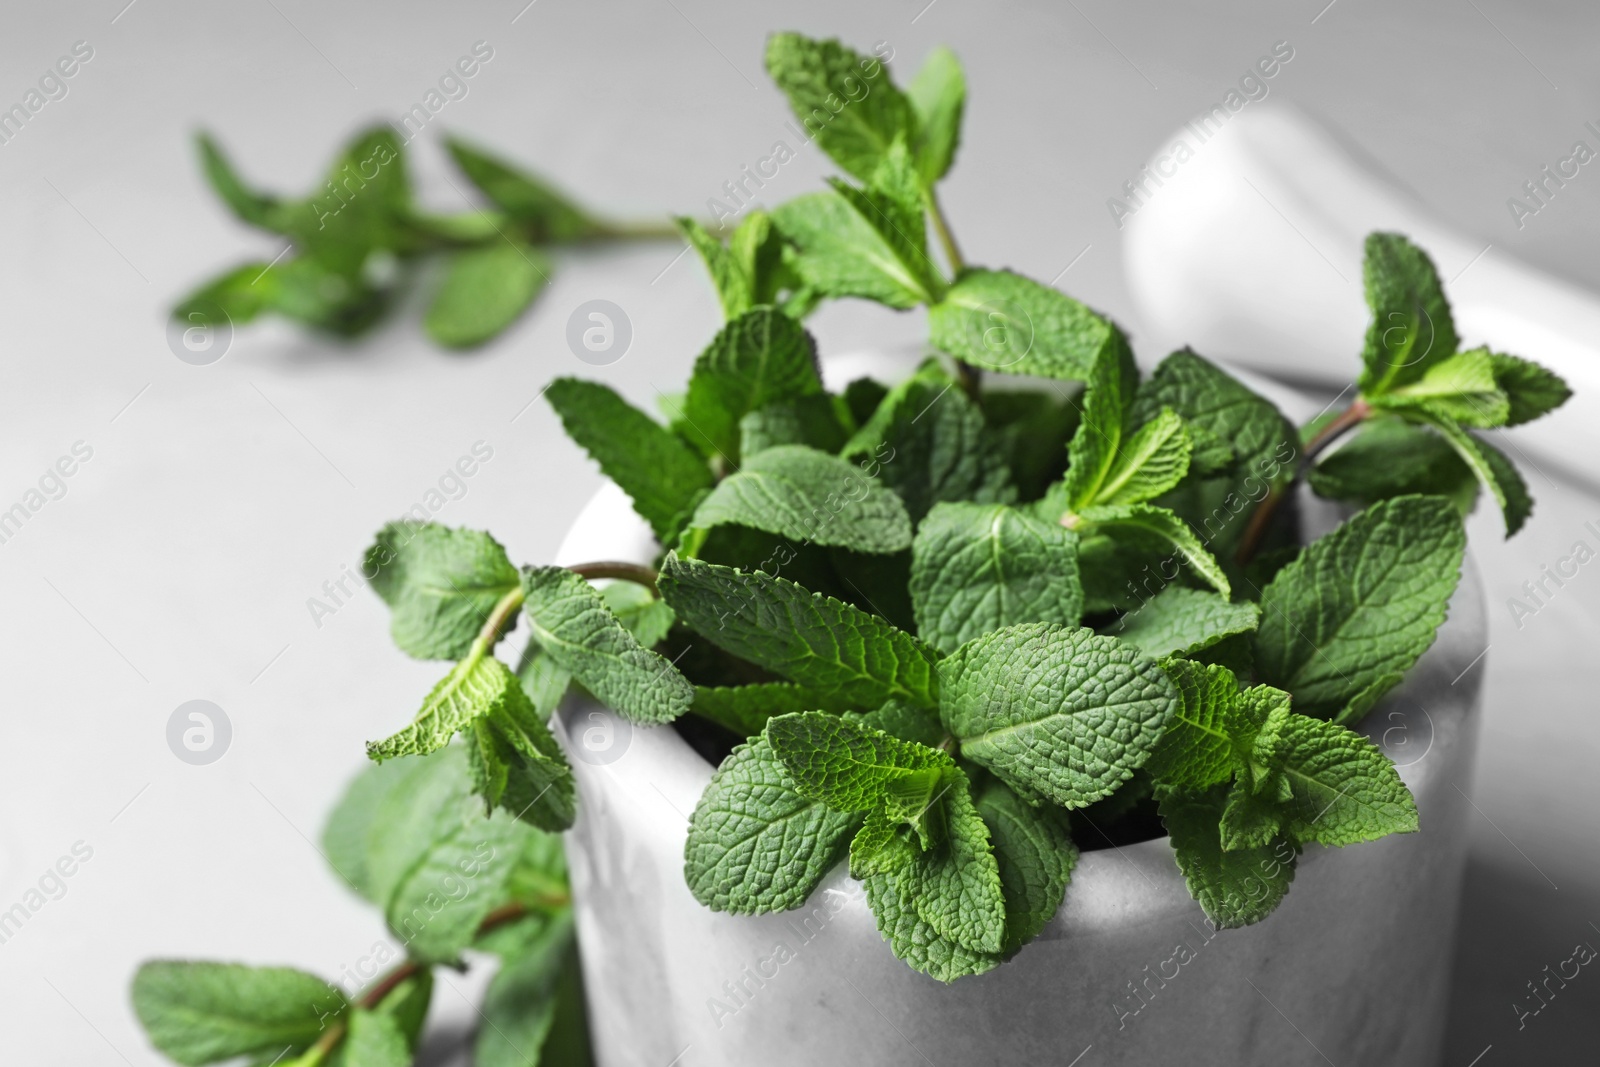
135,30,1573,1067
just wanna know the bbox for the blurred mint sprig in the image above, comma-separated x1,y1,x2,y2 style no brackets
177,128,679,349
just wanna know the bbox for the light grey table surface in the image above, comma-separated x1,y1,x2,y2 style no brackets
1,1,1595,1064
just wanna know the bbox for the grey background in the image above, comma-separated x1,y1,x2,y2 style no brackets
0,0,1595,1063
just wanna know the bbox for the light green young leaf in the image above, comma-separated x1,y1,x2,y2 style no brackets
1061,338,1138,511
1143,659,1244,790
908,46,966,185
1358,232,1459,395
1402,409,1532,536
1488,351,1571,426
599,582,675,647
974,778,1077,954
1093,407,1192,506
327,1008,409,1067
689,445,912,554
366,654,522,761
1159,786,1298,929
365,522,520,662
939,623,1178,808
1110,585,1260,659
771,187,939,309
659,554,942,709
444,137,602,242
545,377,714,545
849,806,918,877
765,711,950,812
1266,712,1419,846
678,216,755,319
842,361,1014,522
824,139,944,299
928,268,1125,382
909,502,1083,654
1374,348,1509,428
1254,495,1465,722
899,766,1006,954
467,689,577,832
764,33,916,183
131,962,346,1067
1077,502,1231,598
684,736,861,913
520,566,694,725
678,307,826,464
424,240,549,349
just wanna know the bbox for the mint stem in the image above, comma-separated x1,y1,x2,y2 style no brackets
568,560,660,593
926,188,982,400
1235,398,1371,566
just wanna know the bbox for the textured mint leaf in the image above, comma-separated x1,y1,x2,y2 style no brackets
1143,659,1243,790
771,188,938,309
764,33,916,183
864,867,1000,983
322,757,408,903
843,362,1014,522
546,378,714,544
382,805,528,963
1373,348,1508,428
1111,585,1260,658
424,240,549,349
1078,502,1231,598
859,699,947,747
131,961,346,1066
514,641,571,719
909,502,1083,654
678,216,755,319
1094,406,1192,506
599,582,675,648
366,654,522,761
908,46,965,185
1403,409,1532,535
1254,495,1465,722
684,736,861,913
739,394,850,456
1307,415,1477,514
901,766,1006,953
849,806,918,877
1266,712,1419,846
826,139,943,298
765,711,949,812
444,136,600,242
366,523,519,661
659,554,941,708
974,778,1077,954
939,623,1177,808
689,445,912,554
1489,351,1571,426
1359,232,1458,394
678,307,825,464
691,682,837,737
1159,786,1298,929
328,1008,409,1067
1061,339,1139,511
467,688,577,832
928,268,1124,381
520,566,694,725
474,915,580,1067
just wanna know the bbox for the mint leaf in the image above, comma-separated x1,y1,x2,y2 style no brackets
467,690,577,832
939,623,1177,807
765,711,949,812
928,268,1125,381
1061,339,1138,511
599,582,675,647
1488,351,1571,426
684,735,861,913
520,566,693,725
679,211,808,321
195,133,281,229
1307,415,1477,514
366,654,522,760
900,766,1006,953
974,778,1076,954
1158,786,1298,929
825,139,944,299
1111,585,1259,658
1359,232,1458,394
863,866,1001,983
849,806,918,877
678,216,755,319
909,501,1083,654
382,811,528,963
689,445,912,554
1372,348,1508,428
329,1009,409,1067
474,915,580,1067
545,378,714,545
131,961,346,1066
444,137,601,242
764,33,915,183
843,362,1013,521
1143,660,1244,789
424,240,549,348
1267,712,1419,846
691,682,836,737
678,307,825,464
659,554,941,709
739,394,850,456
907,46,965,185
1077,502,1231,598
772,187,939,309
1403,409,1532,535
366,522,519,662
1254,495,1465,722
1094,406,1192,506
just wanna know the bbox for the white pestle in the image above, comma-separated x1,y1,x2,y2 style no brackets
1122,105,1600,494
